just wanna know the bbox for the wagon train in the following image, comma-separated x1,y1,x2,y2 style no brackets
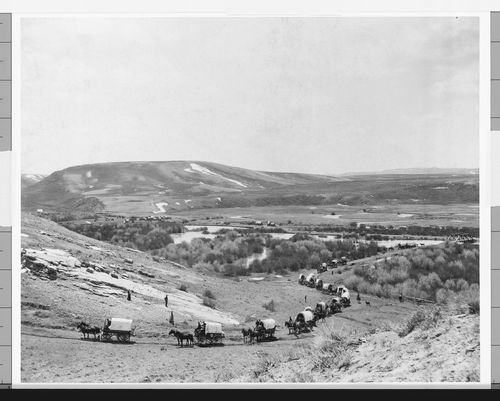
194,321,225,346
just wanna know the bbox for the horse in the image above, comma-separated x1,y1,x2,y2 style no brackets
284,320,296,334
242,328,256,343
77,322,101,340
313,309,326,323
168,329,194,347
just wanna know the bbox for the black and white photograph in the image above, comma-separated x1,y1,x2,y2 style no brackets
19,16,480,383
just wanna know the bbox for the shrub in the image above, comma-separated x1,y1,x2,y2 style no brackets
202,296,216,308
262,299,276,312
398,307,442,337
178,283,188,292
461,284,480,314
203,289,216,299
310,325,355,372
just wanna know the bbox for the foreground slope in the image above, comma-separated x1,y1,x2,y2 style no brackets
234,309,479,383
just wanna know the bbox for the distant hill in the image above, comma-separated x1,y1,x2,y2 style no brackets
21,161,479,215
340,168,479,177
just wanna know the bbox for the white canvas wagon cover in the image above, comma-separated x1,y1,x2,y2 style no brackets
341,289,350,300
261,318,276,330
299,274,306,280
108,318,133,332
204,321,223,334
306,273,316,282
297,311,314,322
330,296,341,304
323,283,333,291
316,302,327,310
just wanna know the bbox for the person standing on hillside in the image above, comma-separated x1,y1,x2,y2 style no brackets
127,289,131,301
164,294,169,308
304,295,307,304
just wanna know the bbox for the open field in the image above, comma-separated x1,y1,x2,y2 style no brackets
162,203,479,229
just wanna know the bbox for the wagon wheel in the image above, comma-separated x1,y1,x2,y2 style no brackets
101,332,112,342
117,333,130,342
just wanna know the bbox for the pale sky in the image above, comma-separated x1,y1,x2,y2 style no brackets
21,17,479,176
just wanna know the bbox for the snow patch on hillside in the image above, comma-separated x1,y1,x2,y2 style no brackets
186,163,248,188
153,202,169,213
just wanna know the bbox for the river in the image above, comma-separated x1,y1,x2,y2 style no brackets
170,225,444,247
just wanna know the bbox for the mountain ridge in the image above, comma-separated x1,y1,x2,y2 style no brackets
22,160,479,214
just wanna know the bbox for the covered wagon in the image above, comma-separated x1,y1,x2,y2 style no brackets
305,273,316,288
101,318,134,343
328,296,342,314
254,318,277,342
298,273,306,285
194,321,225,346
322,283,334,294
314,301,328,320
296,310,315,324
315,278,324,290
317,262,328,273
292,310,316,334
338,286,351,307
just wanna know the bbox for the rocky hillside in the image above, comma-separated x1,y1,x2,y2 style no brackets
21,212,240,329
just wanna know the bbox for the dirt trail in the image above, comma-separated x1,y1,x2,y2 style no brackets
21,326,314,383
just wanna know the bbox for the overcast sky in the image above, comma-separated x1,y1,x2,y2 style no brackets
21,16,479,176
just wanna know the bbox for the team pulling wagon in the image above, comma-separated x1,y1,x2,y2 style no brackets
77,317,134,343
